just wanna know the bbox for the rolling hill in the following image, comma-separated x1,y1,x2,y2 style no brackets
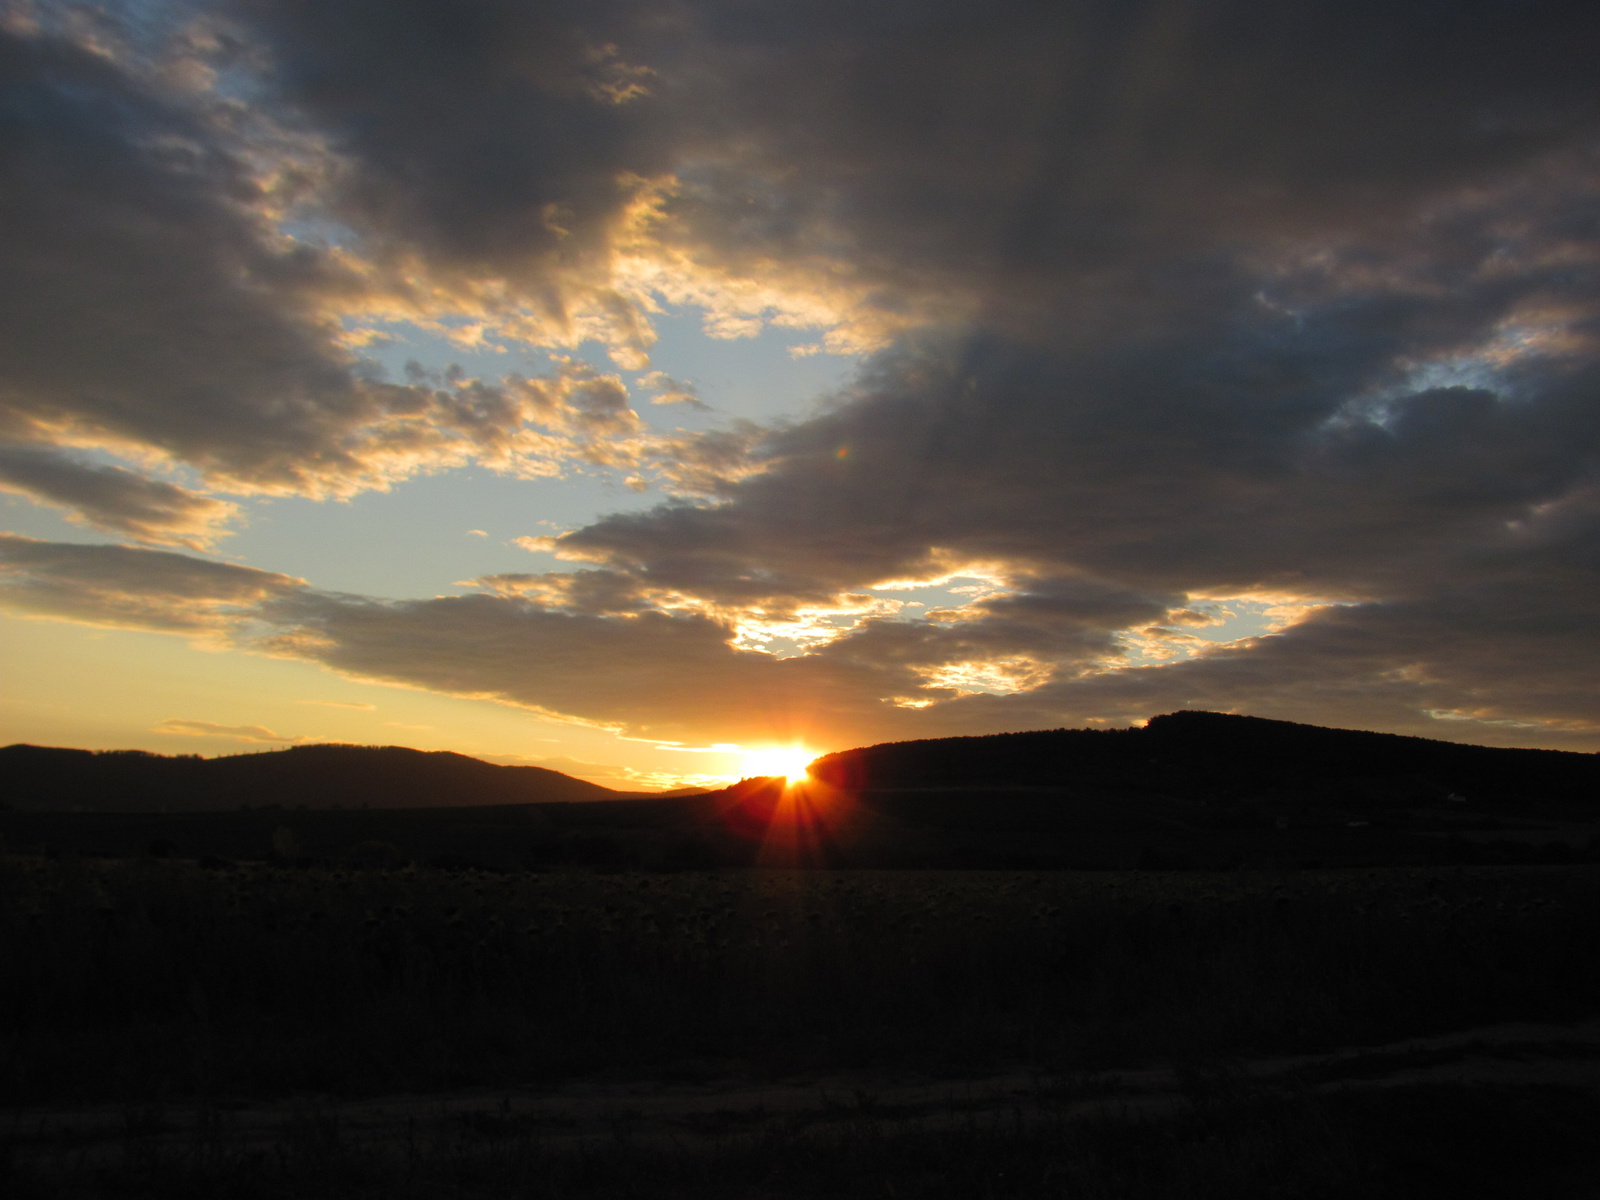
3,713,1597,870
0,742,628,811
809,709,1600,806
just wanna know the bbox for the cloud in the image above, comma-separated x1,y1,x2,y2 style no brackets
153,718,319,745
257,587,895,744
4,2,1600,752
624,0,1600,358
0,14,682,520
8,0,1572,480
977,572,1600,749
0,22,385,492
6,0,1599,497
0,534,303,633
0,445,238,548
244,0,672,357
506,297,1600,745
635,370,707,409
4,527,1600,751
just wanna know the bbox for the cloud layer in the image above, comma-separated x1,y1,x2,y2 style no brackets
3,0,1600,749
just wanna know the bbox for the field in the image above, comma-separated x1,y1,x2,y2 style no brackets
4,847,1600,1196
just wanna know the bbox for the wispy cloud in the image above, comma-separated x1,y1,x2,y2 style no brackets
635,371,708,410
153,719,318,745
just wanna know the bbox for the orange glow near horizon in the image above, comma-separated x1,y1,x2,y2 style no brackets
712,773,856,867
740,744,818,783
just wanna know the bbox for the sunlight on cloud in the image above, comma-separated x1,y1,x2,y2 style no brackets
868,555,1017,596
1112,596,1346,667
913,656,1055,697
728,595,904,656
1425,709,1600,736
611,176,935,357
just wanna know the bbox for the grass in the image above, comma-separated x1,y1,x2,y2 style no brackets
3,857,1600,1106
6,855,1600,1194
6,1081,1598,1198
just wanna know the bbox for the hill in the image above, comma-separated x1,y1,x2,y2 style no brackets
0,742,625,811
810,710,1600,806
4,713,1597,870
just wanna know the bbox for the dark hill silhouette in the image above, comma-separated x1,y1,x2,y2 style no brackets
0,742,626,811
810,710,1600,806
5,714,1598,871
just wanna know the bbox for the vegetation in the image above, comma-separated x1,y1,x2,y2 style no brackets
4,856,1599,1106
4,855,1599,1195
5,772,1597,874
8,1078,1599,1198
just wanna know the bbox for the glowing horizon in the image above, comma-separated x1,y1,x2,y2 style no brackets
739,745,819,784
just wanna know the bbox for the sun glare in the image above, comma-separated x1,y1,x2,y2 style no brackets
741,745,817,782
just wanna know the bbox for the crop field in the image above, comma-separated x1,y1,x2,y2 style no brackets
4,855,1600,1195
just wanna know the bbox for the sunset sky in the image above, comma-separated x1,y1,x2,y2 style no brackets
3,0,1599,789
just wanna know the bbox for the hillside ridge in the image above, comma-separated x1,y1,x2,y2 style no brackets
6,710,1597,816
0,741,625,811
809,709,1599,803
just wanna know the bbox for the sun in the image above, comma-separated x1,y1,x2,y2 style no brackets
741,745,817,783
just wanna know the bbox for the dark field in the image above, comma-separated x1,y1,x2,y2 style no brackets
5,781,1598,875
4,839,1600,1196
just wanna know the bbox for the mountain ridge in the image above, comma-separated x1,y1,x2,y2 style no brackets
0,741,644,811
5,710,1597,817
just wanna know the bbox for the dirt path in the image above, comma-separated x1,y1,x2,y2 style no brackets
8,1018,1600,1167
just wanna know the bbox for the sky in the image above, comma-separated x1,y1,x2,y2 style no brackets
3,0,1600,790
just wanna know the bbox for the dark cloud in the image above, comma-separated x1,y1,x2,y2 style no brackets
10,0,1596,486
244,0,664,272
257,588,906,744
647,0,1600,342
552,327,1600,599
0,444,238,546
997,568,1600,749
231,0,1600,348
0,533,301,631
525,285,1600,742
0,23,371,484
